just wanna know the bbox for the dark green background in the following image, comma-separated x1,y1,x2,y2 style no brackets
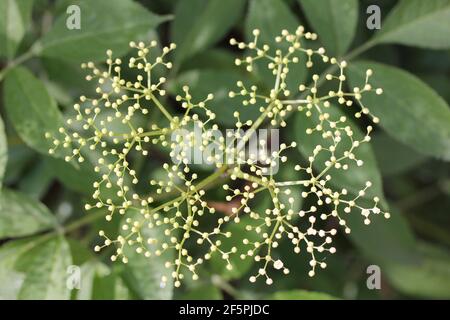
0,0,449,300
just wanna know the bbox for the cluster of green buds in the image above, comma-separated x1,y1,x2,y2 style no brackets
48,25,389,287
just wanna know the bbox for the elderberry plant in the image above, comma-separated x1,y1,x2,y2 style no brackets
47,26,390,288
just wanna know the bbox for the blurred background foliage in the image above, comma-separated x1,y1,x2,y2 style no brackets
0,0,449,300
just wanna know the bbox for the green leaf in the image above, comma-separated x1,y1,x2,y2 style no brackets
43,79,74,107
170,69,261,126
3,145,36,186
171,0,246,66
75,261,103,300
246,0,307,89
42,57,94,95
419,73,450,102
372,132,427,176
346,203,420,266
15,236,72,299
3,66,64,155
93,265,132,300
0,0,34,59
269,289,338,300
0,238,40,299
0,116,7,187
299,0,358,56
373,0,450,49
47,147,105,195
180,49,238,73
178,284,223,300
0,188,57,239
17,159,54,199
68,238,94,266
385,242,450,299
347,61,450,161
75,262,132,300
0,236,71,300
121,212,173,300
294,104,384,200
38,0,170,63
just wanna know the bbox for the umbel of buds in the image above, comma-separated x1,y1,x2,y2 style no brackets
47,26,389,288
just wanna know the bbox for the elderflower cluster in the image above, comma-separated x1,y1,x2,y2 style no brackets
47,25,389,288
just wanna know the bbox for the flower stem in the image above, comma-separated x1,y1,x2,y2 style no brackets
151,94,173,122
275,180,310,187
279,38,377,123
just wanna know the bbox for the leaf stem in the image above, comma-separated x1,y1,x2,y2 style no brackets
62,210,106,234
210,275,250,299
0,45,39,81
407,215,450,247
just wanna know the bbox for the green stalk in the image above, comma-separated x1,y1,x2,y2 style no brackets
151,94,174,121
0,45,39,81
